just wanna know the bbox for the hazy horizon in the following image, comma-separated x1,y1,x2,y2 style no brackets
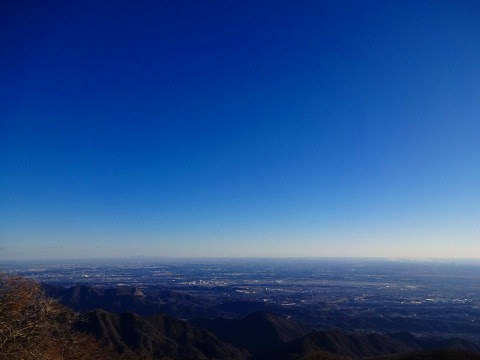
3,256,480,266
1,1,479,261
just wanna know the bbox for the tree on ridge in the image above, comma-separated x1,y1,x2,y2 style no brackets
0,272,122,360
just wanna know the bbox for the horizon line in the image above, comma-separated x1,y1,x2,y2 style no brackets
2,256,480,264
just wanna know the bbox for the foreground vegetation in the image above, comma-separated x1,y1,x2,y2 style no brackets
0,273,121,360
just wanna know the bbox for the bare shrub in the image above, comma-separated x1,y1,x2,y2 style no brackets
0,273,123,360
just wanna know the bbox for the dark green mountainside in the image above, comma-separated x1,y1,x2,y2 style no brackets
191,311,310,359
42,283,480,359
75,309,247,360
73,309,480,360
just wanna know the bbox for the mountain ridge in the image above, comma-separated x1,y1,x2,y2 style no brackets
43,283,480,359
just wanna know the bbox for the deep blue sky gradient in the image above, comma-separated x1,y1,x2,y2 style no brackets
1,1,479,259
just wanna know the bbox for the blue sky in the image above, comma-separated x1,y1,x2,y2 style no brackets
1,1,479,260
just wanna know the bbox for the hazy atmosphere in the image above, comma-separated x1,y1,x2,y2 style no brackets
1,1,479,260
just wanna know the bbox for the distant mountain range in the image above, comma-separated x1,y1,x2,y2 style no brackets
43,283,221,318
44,284,480,360
75,309,247,360
191,311,310,359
